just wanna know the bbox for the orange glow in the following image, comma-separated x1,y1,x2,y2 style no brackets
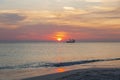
56,68,65,73
57,37,62,41
53,32,67,41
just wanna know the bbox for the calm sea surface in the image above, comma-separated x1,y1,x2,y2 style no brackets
0,42,120,69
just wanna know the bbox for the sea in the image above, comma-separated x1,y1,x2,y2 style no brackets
0,42,120,80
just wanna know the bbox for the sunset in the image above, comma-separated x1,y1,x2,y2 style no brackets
0,0,120,80
0,0,120,42
57,37,62,41
54,32,67,41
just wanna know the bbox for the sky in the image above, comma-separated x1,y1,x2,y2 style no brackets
0,0,120,42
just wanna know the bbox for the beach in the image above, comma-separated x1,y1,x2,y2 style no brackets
0,60,120,80
22,60,120,80
23,68,120,80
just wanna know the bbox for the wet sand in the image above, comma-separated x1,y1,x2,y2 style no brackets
0,60,120,80
23,68,120,80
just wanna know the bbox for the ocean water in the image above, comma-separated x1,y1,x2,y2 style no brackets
0,42,120,69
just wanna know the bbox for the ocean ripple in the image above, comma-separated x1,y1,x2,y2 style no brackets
0,58,120,70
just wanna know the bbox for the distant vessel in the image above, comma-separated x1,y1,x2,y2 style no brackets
66,39,75,43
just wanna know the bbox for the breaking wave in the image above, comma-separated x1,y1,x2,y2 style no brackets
0,58,120,70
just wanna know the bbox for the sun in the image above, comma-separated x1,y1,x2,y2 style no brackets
52,31,68,42
57,37,62,41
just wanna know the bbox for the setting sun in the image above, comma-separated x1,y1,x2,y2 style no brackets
57,37,62,41
52,32,68,41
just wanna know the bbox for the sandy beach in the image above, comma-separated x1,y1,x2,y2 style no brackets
23,68,120,80
0,60,120,80
22,60,120,80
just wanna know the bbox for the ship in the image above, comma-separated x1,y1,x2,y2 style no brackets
66,39,75,43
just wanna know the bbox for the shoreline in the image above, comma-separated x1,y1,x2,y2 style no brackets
0,60,120,80
23,68,120,80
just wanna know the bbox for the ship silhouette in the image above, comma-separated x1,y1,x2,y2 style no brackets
66,39,75,43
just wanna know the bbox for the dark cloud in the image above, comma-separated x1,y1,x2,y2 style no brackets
90,7,120,19
0,13,26,25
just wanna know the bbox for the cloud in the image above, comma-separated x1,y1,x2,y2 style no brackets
0,13,26,25
0,12,26,29
85,0,102,2
63,6,75,10
0,8,119,30
0,0,120,41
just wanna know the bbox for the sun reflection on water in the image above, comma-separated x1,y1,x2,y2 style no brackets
56,68,65,73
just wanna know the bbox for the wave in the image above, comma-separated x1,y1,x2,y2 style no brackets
52,58,120,67
0,58,120,70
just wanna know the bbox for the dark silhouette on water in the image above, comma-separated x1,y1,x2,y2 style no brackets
66,39,75,43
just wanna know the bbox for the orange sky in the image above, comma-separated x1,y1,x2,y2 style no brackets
0,0,120,42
